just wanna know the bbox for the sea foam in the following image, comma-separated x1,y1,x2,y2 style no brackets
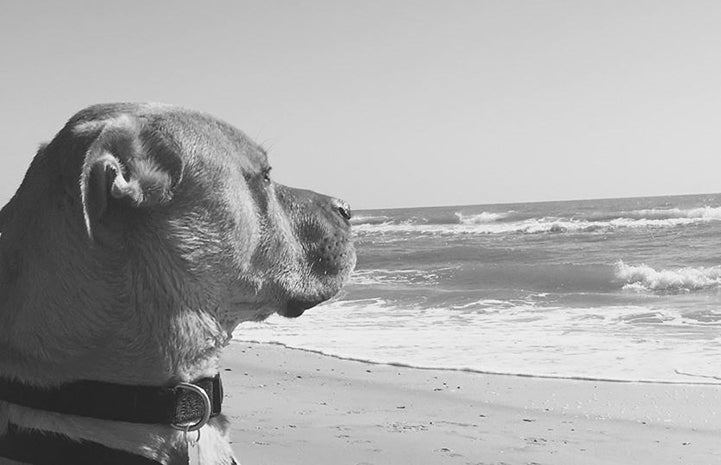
234,298,721,383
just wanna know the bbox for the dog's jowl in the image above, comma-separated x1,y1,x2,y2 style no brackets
0,103,356,465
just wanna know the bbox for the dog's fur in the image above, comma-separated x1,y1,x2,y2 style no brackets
0,103,356,464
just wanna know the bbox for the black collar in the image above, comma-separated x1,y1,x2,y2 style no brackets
0,374,224,464
0,423,170,465
0,374,223,427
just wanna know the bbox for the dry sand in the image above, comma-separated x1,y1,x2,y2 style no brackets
222,342,721,465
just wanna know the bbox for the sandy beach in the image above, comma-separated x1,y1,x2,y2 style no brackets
222,341,721,465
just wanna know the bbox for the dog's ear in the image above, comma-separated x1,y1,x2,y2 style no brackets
80,115,183,240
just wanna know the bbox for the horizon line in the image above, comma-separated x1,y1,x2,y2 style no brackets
354,191,721,212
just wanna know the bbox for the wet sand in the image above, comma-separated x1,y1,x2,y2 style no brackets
221,342,721,465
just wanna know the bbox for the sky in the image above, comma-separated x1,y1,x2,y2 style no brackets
2,0,721,210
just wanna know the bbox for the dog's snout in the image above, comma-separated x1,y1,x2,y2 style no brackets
332,198,352,220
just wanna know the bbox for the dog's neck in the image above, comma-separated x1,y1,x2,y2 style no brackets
0,278,232,464
0,314,232,465
0,308,229,387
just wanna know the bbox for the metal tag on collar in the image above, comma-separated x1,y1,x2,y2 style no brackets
171,382,212,432
186,425,201,465
182,422,201,465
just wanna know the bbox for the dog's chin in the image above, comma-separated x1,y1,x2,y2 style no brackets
280,298,320,318
280,288,340,318
278,251,356,318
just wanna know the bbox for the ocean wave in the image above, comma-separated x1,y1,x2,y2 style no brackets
352,210,514,228
615,261,721,292
352,204,721,235
455,211,511,224
350,268,444,286
351,261,721,301
353,216,706,236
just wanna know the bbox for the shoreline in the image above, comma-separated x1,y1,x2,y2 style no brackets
234,339,721,386
221,341,721,465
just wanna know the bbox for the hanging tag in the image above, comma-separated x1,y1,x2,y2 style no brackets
185,428,201,465
188,440,200,465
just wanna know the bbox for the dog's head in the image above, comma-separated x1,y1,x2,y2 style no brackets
0,103,355,366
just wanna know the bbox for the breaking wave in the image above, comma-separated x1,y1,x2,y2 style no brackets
353,217,700,236
455,211,512,224
616,261,721,292
352,205,721,236
349,262,721,296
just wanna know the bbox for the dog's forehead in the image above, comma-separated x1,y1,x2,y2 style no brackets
71,103,269,171
170,112,268,171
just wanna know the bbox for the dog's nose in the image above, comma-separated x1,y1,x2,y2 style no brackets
332,198,352,220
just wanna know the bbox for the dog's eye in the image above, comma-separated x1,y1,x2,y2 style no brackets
262,167,272,184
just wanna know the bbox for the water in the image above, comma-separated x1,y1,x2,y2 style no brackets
233,194,721,383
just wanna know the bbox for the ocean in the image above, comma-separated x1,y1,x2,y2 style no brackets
233,193,721,384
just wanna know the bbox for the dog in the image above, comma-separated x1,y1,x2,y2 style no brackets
0,103,356,464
